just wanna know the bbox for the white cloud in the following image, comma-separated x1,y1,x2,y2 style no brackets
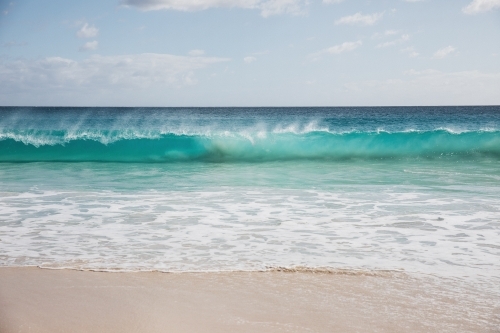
188,49,205,56
120,0,306,17
122,0,258,11
433,46,456,59
244,56,257,63
335,12,383,26
462,0,500,14
309,41,362,60
325,41,362,54
79,41,98,51
342,70,500,105
76,23,99,39
0,53,230,99
259,0,304,17
323,0,343,3
377,34,409,48
401,46,419,58
372,30,399,39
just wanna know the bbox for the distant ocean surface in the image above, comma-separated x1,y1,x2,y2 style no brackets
0,107,499,288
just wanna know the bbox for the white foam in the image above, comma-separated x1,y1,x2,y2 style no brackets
1,185,499,288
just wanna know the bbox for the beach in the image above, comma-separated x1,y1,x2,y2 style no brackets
1,267,498,333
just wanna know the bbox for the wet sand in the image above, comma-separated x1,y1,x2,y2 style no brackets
0,267,498,333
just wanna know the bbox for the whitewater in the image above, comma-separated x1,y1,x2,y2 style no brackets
0,106,499,295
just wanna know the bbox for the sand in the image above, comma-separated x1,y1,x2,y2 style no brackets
0,267,498,333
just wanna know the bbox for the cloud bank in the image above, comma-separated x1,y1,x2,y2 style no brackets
0,53,230,104
120,0,306,17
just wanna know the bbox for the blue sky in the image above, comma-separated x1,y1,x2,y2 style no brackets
0,0,499,106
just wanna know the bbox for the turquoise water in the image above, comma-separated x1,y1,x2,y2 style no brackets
2,130,500,162
0,107,499,289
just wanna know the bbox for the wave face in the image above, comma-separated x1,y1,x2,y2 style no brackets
1,130,500,162
1,106,500,162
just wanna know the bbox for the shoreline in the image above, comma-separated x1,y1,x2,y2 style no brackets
0,264,405,275
1,267,498,333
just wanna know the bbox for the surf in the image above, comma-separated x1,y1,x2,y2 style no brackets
1,129,499,162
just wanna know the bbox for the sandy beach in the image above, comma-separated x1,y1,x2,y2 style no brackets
0,267,498,333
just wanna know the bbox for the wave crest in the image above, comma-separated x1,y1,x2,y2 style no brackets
0,129,499,162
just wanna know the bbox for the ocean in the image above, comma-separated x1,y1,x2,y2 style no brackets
0,106,499,291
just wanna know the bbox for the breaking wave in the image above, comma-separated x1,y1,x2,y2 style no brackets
1,129,499,162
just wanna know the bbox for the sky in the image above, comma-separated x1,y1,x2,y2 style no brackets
0,0,499,106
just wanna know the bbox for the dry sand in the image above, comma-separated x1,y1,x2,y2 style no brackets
0,267,498,333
